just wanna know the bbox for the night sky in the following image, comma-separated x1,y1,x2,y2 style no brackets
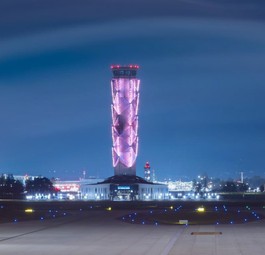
0,0,265,181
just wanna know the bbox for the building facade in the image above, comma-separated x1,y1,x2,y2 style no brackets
81,175,169,201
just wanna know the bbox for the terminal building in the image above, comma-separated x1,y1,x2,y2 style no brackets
80,65,168,200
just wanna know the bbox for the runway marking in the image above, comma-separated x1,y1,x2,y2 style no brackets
191,232,222,235
0,213,88,243
160,227,185,255
0,226,53,242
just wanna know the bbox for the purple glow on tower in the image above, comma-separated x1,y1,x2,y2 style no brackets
111,65,140,176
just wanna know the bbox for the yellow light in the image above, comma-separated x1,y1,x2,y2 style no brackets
197,207,205,212
170,206,173,210
106,207,112,211
25,208,34,213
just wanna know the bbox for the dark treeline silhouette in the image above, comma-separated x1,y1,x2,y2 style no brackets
0,174,24,199
25,177,56,195
0,174,56,199
220,181,249,192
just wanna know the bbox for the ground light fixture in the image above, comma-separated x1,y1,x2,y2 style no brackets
24,208,34,213
196,206,205,212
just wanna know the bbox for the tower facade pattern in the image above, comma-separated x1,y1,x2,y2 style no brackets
111,65,140,176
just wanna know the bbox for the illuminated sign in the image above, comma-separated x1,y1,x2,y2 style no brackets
117,186,130,190
54,183,80,192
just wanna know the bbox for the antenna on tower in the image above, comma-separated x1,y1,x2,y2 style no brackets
144,162,151,181
152,169,156,183
240,171,244,183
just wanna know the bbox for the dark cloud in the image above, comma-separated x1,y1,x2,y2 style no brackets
0,0,265,38
0,1,265,180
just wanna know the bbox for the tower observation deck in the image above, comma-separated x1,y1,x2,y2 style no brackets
110,65,140,176
111,65,139,78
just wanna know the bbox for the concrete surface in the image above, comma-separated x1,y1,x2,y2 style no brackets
0,209,265,255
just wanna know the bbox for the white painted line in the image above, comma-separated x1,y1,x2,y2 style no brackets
160,227,185,255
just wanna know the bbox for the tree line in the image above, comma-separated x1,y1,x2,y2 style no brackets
0,174,57,199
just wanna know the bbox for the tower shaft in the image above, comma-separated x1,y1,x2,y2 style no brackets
111,65,140,176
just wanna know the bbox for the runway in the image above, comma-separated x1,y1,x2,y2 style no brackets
1,204,265,255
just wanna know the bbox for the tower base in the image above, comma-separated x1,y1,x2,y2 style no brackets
80,175,168,201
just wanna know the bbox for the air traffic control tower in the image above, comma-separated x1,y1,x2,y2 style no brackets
110,65,140,176
80,65,168,201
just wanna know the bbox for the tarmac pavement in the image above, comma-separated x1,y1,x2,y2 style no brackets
0,209,265,255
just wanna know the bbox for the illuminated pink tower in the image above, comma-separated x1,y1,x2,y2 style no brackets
111,65,140,176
